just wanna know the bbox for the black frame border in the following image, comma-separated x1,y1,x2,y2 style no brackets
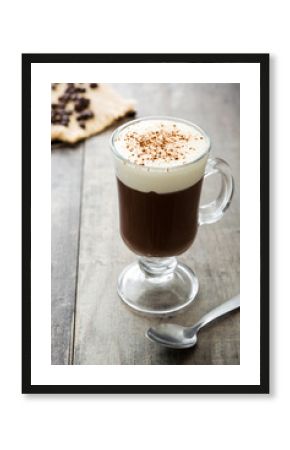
22,53,269,394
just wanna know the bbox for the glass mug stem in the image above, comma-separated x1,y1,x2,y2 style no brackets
139,256,177,277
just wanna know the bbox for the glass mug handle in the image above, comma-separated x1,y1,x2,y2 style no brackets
199,157,234,225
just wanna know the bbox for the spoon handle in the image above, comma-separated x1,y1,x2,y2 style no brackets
195,294,240,331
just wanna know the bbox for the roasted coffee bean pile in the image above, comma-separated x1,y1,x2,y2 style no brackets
51,83,98,129
51,103,72,127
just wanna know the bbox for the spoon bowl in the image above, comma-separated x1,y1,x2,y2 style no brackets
146,324,198,349
146,294,240,349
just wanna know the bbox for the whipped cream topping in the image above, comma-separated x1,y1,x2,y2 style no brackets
114,119,209,168
111,118,210,193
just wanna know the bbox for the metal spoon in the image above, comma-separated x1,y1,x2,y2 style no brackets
146,294,240,349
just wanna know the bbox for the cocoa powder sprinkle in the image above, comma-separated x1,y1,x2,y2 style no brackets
123,124,194,165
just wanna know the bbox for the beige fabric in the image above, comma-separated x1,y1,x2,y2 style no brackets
51,84,135,144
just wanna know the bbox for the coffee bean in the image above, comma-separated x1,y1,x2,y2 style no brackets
65,84,86,95
90,83,98,88
79,122,86,129
66,83,75,92
76,110,94,121
52,103,62,110
70,93,81,102
126,110,136,117
75,97,90,112
74,87,86,93
58,93,71,104
51,117,62,124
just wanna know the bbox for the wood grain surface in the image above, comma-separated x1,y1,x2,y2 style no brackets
51,83,240,365
51,145,84,364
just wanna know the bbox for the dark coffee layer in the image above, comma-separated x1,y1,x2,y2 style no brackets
117,178,203,257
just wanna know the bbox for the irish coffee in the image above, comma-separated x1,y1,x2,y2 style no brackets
110,116,234,316
112,118,210,257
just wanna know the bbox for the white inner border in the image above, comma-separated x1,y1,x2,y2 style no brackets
31,62,260,385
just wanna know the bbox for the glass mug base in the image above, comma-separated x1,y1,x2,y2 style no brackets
117,257,199,317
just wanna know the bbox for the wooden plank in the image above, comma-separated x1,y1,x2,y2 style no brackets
73,84,240,365
51,144,84,364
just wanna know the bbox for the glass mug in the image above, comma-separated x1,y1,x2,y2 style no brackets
110,116,234,316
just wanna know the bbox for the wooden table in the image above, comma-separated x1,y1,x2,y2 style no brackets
52,83,240,365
